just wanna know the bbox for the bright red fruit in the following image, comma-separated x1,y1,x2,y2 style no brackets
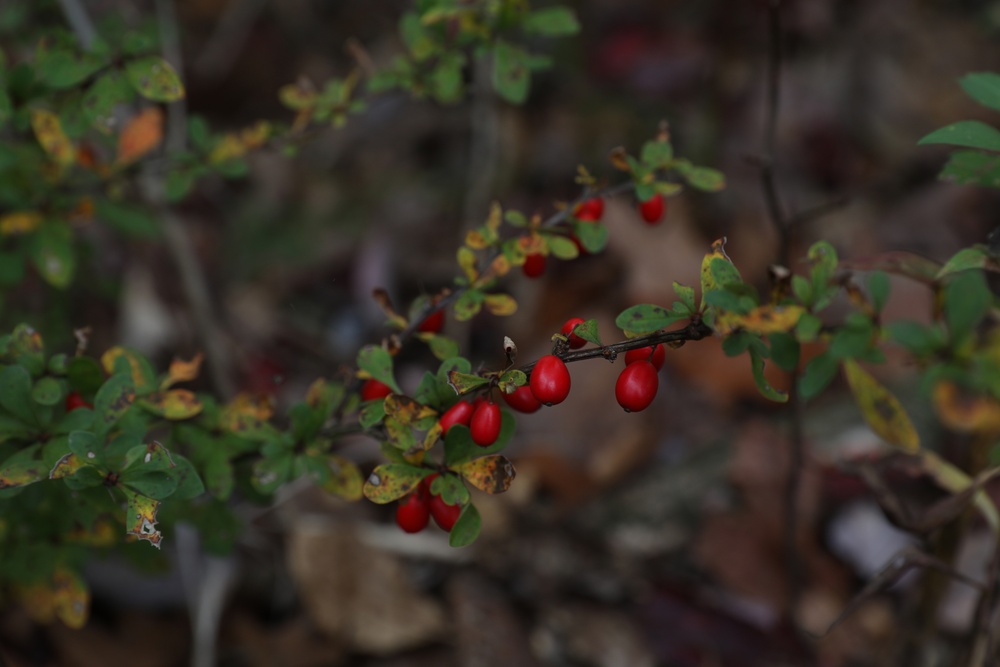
615,360,658,412
470,401,502,447
530,355,571,406
417,309,445,334
560,317,587,349
639,193,665,224
395,490,430,533
624,344,665,371
429,494,462,531
360,379,393,402
503,385,542,413
65,391,92,411
439,400,474,435
523,253,546,278
574,197,604,220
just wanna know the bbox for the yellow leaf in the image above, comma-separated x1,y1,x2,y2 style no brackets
485,201,502,232
486,253,511,280
115,107,163,165
31,109,76,165
457,246,478,282
321,454,363,501
49,453,84,479
140,389,203,419
699,237,733,309
465,229,491,249
843,359,919,451
715,304,804,336
16,567,90,629
517,232,547,257
451,455,516,494
384,394,436,424
219,392,274,435
161,352,204,390
0,211,43,236
483,293,518,316
932,380,1000,434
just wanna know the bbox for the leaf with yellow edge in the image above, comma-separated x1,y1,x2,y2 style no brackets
321,454,363,501
0,457,45,489
161,353,204,390
517,232,547,257
362,462,431,503
49,452,84,479
115,107,163,165
843,359,919,452
932,380,1000,434
457,246,478,282
699,238,736,309
139,389,203,419
715,304,805,336
451,455,516,494
483,293,517,316
101,346,154,391
31,109,76,165
122,487,163,548
125,56,185,102
483,253,511,281
0,211,43,236
384,394,436,424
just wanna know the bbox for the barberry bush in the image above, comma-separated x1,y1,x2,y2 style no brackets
0,4,998,662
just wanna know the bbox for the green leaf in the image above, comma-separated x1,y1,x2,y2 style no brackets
31,377,62,406
545,234,579,260
94,199,160,237
67,357,104,395
421,333,459,361
769,332,800,372
93,374,136,441
937,247,997,278
795,313,823,342
673,282,696,314
251,452,293,494
868,271,890,313
710,257,742,288
165,169,196,202
944,270,991,342
121,470,178,499
615,304,686,335
447,371,489,395
453,289,485,321
448,503,482,547
203,451,234,499
722,331,751,357
571,318,602,346
919,120,1000,152
36,49,105,89
429,52,465,104
0,365,37,426
571,220,608,254
125,56,184,102
940,150,1000,187
356,345,401,394
748,346,788,403
960,72,1000,112
400,11,435,61
359,398,386,429
800,352,838,400
886,321,943,357
492,40,530,104
497,370,527,395
0,444,45,490
29,223,75,289
641,139,673,168
829,319,875,360
684,166,726,191
81,71,134,129
362,462,430,504
522,7,580,36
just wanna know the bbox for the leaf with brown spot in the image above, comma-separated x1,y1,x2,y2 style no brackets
49,453,84,479
699,238,735,309
321,454,363,501
0,444,45,489
122,487,162,548
93,374,136,441
139,389,203,420
715,304,804,336
100,346,154,390
452,455,516,494
31,109,75,165
932,380,1000,434
219,393,276,440
362,463,430,504
843,359,919,452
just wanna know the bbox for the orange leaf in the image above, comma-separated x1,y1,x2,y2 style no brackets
116,107,164,165
932,380,1000,434
0,211,43,236
161,352,203,390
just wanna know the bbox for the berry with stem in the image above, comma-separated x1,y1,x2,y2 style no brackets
639,193,665,224
560,317,587,349
470,400,502,447
503,385,542,413
624,343,665,370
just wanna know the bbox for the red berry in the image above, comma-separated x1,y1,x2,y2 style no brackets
395,490,430,533
360,379,393,402
530,355,571,406
417,309,445,334
502,385,542,413
470,401,502,447
615,360,658,412
560,317,587,349
574,197,604,221
439,400,474,436
429,494,462,531
523,253,546,278
65,391,92,412
639,193,665,224
624,344,665,371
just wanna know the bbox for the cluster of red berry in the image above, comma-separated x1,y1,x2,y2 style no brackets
522,194,666,279
395,473,461,533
